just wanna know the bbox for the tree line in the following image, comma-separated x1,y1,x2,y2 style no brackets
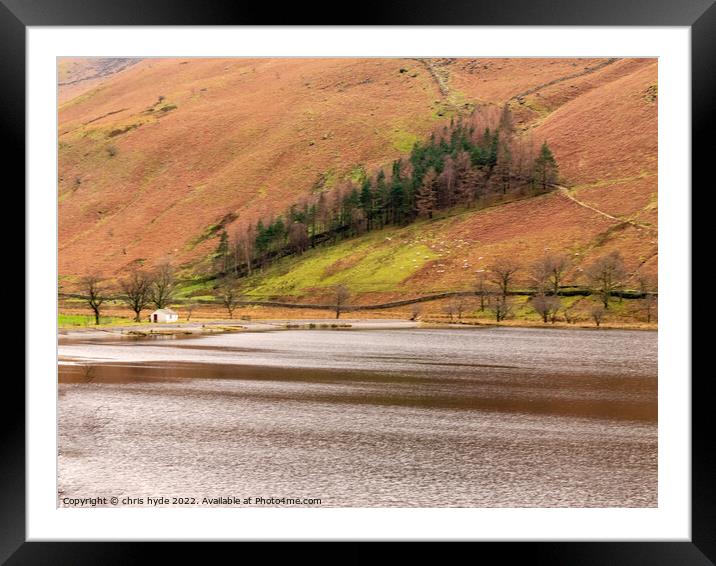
444,250,656,326
214,104,559,278
77,263,179,324
71,250,656,326
66,103,657,327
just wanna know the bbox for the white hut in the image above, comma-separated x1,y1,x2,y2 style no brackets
149,308,179,323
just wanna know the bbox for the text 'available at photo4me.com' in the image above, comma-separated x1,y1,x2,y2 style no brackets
60,495,323,507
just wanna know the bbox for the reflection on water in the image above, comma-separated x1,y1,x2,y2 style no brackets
58,327,657,507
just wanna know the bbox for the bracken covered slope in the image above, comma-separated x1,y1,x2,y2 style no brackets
58,57,657,296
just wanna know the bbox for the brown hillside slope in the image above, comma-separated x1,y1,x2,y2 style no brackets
533,59,658,280
58,57,657,287
59,57,447,276
258,57,658,298
392,58,658,292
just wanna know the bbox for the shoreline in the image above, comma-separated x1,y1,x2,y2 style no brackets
58,316,657,341
419,318,658,332
58,318,421,341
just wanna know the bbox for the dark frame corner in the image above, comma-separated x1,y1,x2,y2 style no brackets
7,0,711,562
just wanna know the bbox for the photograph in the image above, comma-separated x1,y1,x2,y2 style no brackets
56,55,660,510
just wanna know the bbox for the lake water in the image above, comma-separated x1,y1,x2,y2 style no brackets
58,326,657,507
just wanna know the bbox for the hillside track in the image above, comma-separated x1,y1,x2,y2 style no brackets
554,185,657,234
509,58,620,103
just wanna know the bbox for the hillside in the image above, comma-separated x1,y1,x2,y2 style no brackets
58,57,142,104
58,57,657,299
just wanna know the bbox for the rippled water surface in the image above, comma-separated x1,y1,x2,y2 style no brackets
58,327,657,507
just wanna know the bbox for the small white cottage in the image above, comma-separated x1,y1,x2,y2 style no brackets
149,308,179,323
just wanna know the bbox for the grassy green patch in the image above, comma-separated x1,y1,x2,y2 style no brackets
441,90,476,119
189,295,216,302
246,228,438,296
603,296,628,314
313,169,338,192
186,213,238,250
58,313,132,328
390,130,421,153
512,295,542,320
521,95,551,116
58,86,103,111
107,123,141,138
175,278,216,299
346,165,367,184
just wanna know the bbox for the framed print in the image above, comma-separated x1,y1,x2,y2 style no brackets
7,0,711,562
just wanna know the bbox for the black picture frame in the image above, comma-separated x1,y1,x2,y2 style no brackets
6,0,709,562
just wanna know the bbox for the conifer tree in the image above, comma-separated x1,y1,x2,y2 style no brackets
359,178,373,230
415,168,437,218
437,155,457,209
498,103,514,137
494,141,513,194
214,230,230,273
389,175,405,225
374,170,389,229
533,141,559,190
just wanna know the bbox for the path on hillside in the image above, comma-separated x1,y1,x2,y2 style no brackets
417,58,622,107
553,184,658,283
415,58,451,98
554,185,657,233
509,58,620,103
414,58,469,111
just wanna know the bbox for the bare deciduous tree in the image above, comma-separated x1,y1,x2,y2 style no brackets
442,302,456,321
531,293,561,323
185,303,197,322
532,253,570,295
563,304,577,325
475,271,491,311
642,295,657,324
491,297,512,322
333,285,350,319
451,295,470,320
585,252,627,309
636,275,657,323
81,275,106,325
636,274,656,296
590,305,606,327
234,224,255,276
120,270,152,322
150,263,176,310
488,257,521,298
217,277,241,319
288,221,310,254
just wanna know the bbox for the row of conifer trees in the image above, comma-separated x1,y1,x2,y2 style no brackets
215,104,559,276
